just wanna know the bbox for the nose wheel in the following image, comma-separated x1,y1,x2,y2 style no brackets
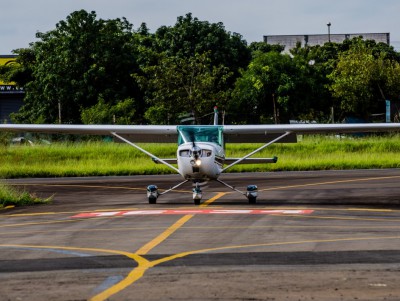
193,184,202,205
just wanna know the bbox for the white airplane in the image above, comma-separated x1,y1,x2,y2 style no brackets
1,108,400,205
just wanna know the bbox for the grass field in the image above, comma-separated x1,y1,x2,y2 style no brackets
1,134,400,207
0,181,52,208
1,134,400,178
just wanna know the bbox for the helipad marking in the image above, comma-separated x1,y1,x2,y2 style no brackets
71,209,313,218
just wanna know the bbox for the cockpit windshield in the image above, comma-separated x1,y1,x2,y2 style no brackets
177,125,223,146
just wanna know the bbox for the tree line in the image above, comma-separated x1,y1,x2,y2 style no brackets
1,10,400,125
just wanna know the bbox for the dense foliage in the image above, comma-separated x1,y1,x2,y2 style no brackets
1,10,400,125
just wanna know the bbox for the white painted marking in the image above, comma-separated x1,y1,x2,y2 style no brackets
369,283,387,287
71,209,314,218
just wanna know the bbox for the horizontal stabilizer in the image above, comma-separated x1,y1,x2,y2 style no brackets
224,156,278,164
152,158,177,164
224,133,297,143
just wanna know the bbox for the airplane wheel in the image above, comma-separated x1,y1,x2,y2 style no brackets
247,185,258,204
194,199,201,205
248,196,257,204
147,185,158,204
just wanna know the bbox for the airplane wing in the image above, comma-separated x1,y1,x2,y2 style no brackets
1,123,400,143
222,123,400,143
223,123,400,134
0,124,178,143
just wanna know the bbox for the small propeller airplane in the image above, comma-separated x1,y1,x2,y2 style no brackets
1,107,400,205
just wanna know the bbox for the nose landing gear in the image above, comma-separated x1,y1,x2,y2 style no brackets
193,184,202,205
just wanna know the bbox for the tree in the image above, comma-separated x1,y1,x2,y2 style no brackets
0,48,35,86
153,13,250,76
81,98,136,124
12,10,142,124
140,52,233,124
328,42,400,119
248,41,284,55
290,37,400,121
231,51,301,124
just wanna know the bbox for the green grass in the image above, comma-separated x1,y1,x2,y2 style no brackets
227,135,400,172
0,135,400,179
0,182,52,208
2,135,400,207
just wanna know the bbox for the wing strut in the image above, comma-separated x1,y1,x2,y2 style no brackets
222,131,292,172
110,132,182,176
159,179,190,195
216,179,245,195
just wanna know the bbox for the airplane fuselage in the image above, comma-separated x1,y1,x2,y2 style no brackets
177,142,225,181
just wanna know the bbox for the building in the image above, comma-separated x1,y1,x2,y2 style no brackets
264,33,390,52
0,55,24,123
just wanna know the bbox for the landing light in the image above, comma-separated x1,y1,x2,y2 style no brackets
190,159,202,166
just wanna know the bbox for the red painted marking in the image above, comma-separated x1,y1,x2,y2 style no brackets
71,209,314,218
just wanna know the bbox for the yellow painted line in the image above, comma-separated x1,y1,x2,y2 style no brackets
4,212,59,217
347,208,394,212
260,175,400,192
1,210,102,218
0,243,142,260
277,213,400,222
90,257,151,301
0,205,15,211
8,183,192,193
134,192,226,255
8,183,146,191
0,243,150,301
4,224,400,237
135,214,194,255
259,206,398,213
0,215,131,228
91,192,226,300
122,235,400,300
0,218,101,228
199,192,227,207
149,235,400,267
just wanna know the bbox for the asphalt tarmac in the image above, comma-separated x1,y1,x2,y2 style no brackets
1,169,400,301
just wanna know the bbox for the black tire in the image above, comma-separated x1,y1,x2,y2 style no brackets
149,197,157,204
248,196,257,204
194,199,201,205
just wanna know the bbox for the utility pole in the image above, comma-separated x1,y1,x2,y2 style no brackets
272,93,278,124
327,22,331,42
58,100,62,124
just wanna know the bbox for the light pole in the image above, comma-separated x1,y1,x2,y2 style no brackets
327,22,331,42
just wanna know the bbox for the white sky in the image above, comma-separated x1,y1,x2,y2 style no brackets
1,0,400,54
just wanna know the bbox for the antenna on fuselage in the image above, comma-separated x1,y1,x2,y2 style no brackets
214,106,218,125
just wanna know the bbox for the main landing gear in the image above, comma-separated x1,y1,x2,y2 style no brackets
147,182,257,205
246,185,258,204
147,179,204,205
147,185,159,204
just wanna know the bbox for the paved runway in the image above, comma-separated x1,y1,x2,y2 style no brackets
2,169,400,300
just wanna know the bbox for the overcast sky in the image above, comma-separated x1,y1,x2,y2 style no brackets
1,0,400,54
